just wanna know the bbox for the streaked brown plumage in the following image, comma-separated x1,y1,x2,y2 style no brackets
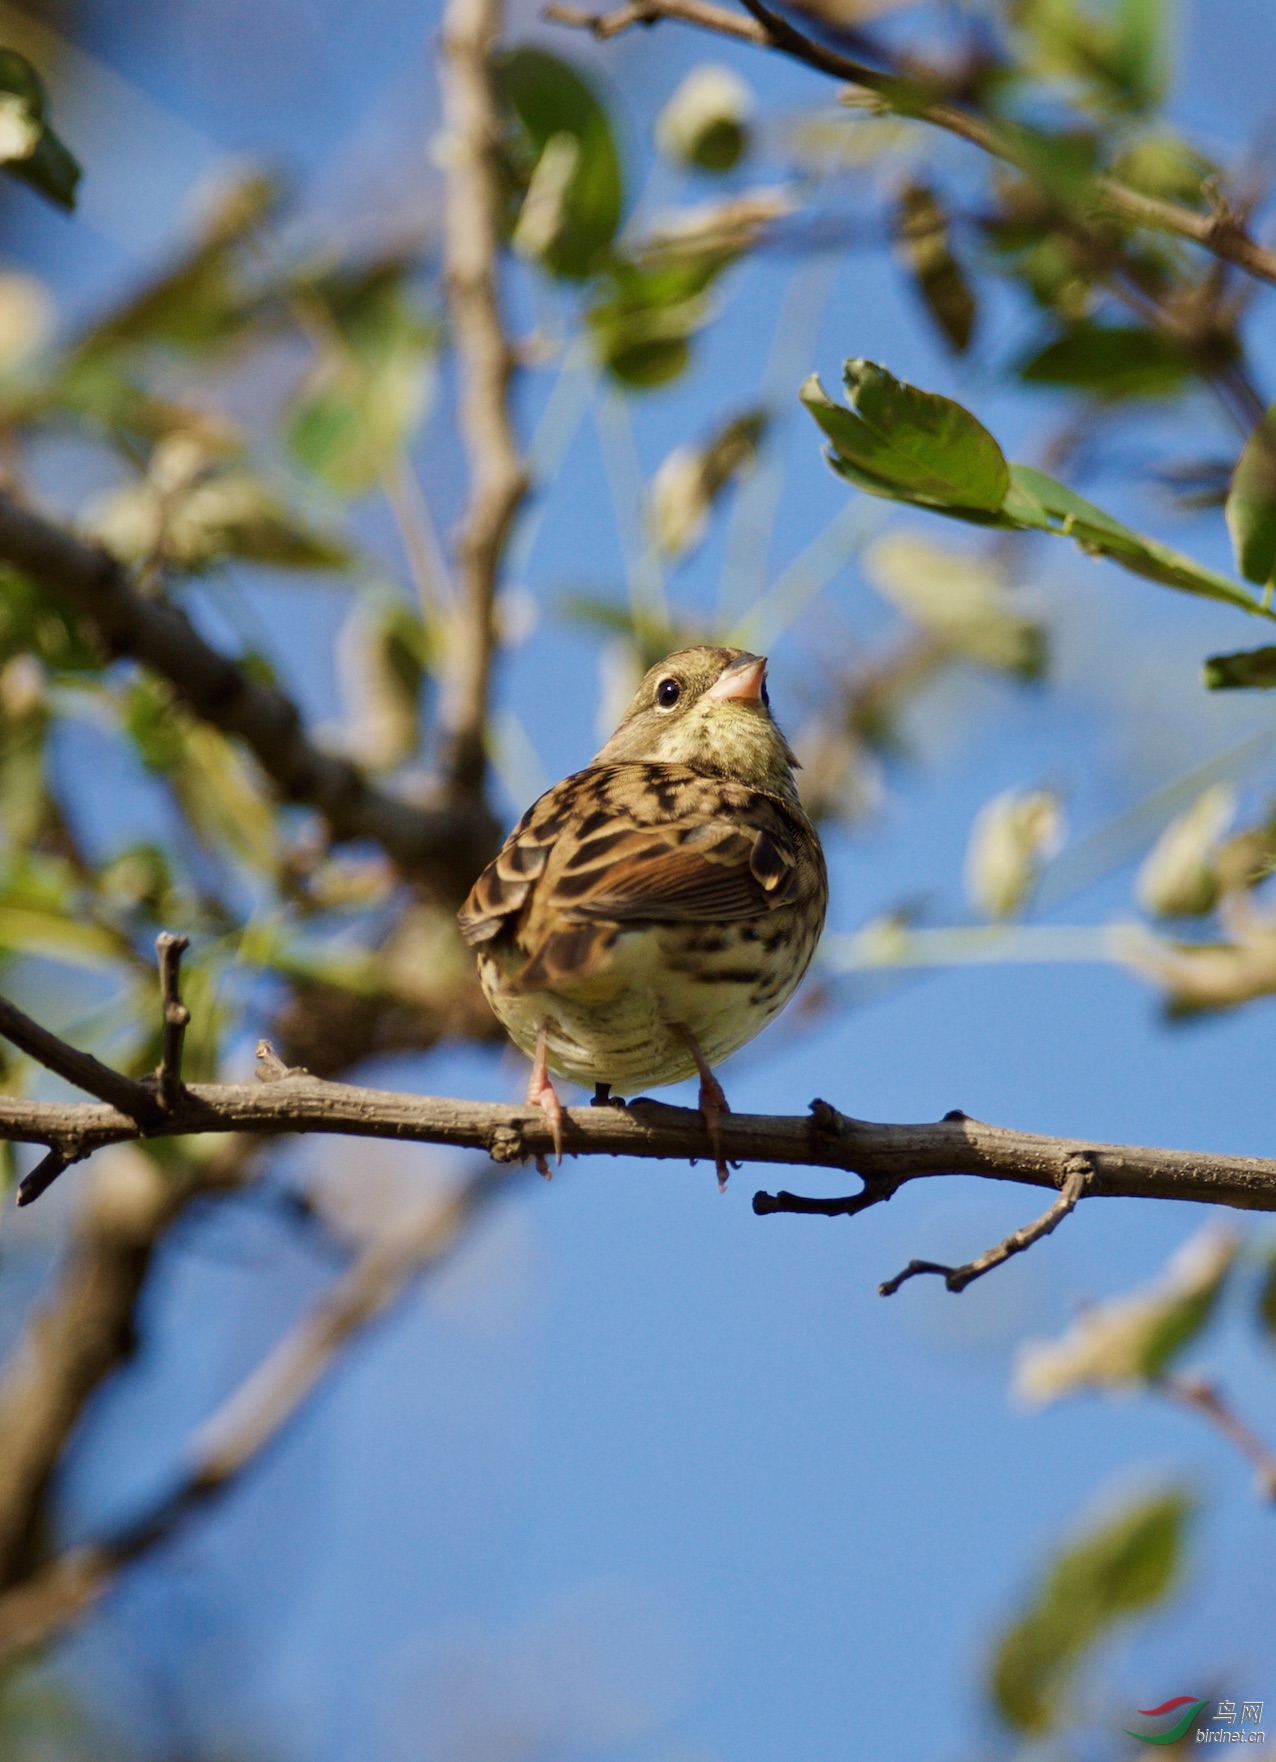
458,646,827,1180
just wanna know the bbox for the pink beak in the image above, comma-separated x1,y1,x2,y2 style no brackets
705,653,767,703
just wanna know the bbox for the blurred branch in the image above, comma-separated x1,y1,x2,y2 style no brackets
0,1143,251,1590
1158,1373,1276,1502
0,1163,511,1663
437,0,530,801
545,0,1276,288
6,1008,1276,1214
0,491,494,895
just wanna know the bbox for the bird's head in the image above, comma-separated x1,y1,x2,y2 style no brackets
593,646,799,797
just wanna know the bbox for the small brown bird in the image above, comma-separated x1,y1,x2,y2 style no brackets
457,647,827,1182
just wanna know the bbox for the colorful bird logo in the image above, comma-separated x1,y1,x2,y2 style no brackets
1123,1696,1209,1745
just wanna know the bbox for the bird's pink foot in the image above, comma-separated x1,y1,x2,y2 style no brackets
674,1025,732,1189
527,1023,563,1178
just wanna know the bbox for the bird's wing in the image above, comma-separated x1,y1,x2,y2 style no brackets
457,765,817,991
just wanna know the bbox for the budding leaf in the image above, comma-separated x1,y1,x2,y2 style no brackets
1226,402,1276,589
894,184,976,355
0,50,80,211
1204,646,1276,691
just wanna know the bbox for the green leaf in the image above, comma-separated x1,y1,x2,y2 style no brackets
286,260,436,495
1020,322,1195,398
1015,1229,1238,1402
0,50,80,211
88,450,350,573
805,359,1272,624
123,679,278,876
999,118,1101,209
656,66,753,174
1258,1250,1276,1345
990,1489,1193,1736
1008,0,1169,114
1008,464,1271,615
1111,131,1216,206
589,255,723,389
800,361,1009,513
75,173,280,356
0,903,122,971
1110,0,1172,112
1226,402,1276,588
336,597,432,772
1204,646,1276,690
650,407,767,556
494,48,622,280
0,566,99,672
894,184,977,355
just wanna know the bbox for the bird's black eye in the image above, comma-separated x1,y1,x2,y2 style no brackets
655,677,682,709
760,680,770,709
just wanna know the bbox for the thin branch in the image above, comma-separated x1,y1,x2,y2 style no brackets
154,932,190,1113
545,0,1276,289
437,0,530,801
0,991,158,1125
1159,1373,1276,1502
0,490,495,893
0,1163,512,1662
877,1155,1092,1295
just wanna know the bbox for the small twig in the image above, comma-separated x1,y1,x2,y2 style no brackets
545,0,1276,289
155,933,191,1112
15,1148,72,1208
877,1156,1092,1295
0,991,158,1125
1159,1374,1276,1503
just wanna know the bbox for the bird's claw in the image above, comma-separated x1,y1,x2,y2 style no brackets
528,1025,564,1178
697,1071,732,1191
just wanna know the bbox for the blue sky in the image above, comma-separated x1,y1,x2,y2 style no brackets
2,0,1275,1756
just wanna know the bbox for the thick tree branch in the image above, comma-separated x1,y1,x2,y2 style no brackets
545,0,1276,288
6,1058,1276,1215
0,491,495,893
0,1163,511,1662
438,0,530,801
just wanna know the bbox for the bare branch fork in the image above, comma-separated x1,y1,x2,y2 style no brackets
544,0,1276,289
7,953,1276,1274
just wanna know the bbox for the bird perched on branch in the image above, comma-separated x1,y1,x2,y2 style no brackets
457,647,827,1183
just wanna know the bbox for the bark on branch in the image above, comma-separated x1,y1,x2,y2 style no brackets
6,1067,1276,1215
0,490,495,893
438,0,530,801
545,0,1276,289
